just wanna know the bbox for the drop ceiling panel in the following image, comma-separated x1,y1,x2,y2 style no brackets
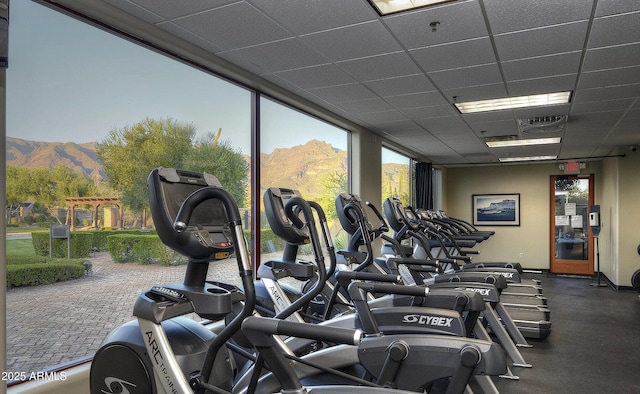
173,2,291,51
578,66,640,89
307,83,378,102
594,0,640,17
333,98,395,114
92,0,640,165
583,43,640,71
337,52,422,81
105,0,237,21
428,63,502,90
571,99,635,114
409,37,496,72
247,0,377,35
375,121,425,135
219,39,328,74
574,85,640,102
484,0,594,34
400,105,459,119
384,91,449,109
382,0,488,49
356,110,409,124
507,75,577,96
502,52,582,81
588,11,640,48
468,119,517,136
444,83,507,102
273,64,355,89
416,116,472,135
494,22,589,61
299,21,403,62
364,74,437,97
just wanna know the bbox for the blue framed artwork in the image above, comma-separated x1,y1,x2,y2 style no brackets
472,193,520,226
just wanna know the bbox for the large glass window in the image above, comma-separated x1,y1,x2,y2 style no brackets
381,147,412,207
258,96,349,261
6,1,252,378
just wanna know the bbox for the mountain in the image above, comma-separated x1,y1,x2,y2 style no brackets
6,137,405,201
260,139,347,196
6,137,104,180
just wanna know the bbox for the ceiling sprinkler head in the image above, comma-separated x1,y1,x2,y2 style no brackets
429,21,440,32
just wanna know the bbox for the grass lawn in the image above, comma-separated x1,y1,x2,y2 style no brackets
6,239,36,256
6,226,48,234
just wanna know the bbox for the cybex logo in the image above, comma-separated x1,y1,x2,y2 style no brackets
402,314,453,327
464,287,491,296
489,271,514,278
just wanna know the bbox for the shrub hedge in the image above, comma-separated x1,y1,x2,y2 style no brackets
31,231,94,258
6,255,87,288
31,228,158,258
106,234,175,265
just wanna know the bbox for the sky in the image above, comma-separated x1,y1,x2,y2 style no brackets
6,1,347,155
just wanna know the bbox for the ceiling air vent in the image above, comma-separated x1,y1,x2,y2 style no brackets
518,115,567,134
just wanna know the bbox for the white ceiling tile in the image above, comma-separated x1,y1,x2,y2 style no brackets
115,0,237,20
484,0,594,34
589,11,640,49
502,52,582,81
444,83,508,102
583,42,640,72
400,105,458,119
364,74,437,97
337,52,422,81
429,63,502,90
574,84,640,102
219,39,328,73
273,64,355,89
494,21,589,61
300,21,403,62
384,91,449,109
172,2,291,51
383,0,488,49
578,65,640,89
247,0,377,35
333,98,395,114
95,0,640,165
307,83,378,102
410,37,496,72
507,74,577,96
571,99,636,114
595,0,640,17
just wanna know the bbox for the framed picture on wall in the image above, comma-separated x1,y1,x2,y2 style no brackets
472,193,520,226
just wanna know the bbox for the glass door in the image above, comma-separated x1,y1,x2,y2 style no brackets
550,175,594,275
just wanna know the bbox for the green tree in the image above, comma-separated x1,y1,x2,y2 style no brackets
5,164,97,224
316,171,348,222
6,165,31,223
182,131,249,206
97,118,195,212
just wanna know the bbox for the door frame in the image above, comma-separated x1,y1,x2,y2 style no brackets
549,174,595,275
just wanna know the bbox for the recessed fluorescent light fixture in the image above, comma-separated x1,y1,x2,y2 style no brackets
455,92,572,114
369,0,456,15
486,137,561,148
499,155,557,162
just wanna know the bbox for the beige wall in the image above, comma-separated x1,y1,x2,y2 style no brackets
615,150,640,286
445,156,640,287
446,162,603,272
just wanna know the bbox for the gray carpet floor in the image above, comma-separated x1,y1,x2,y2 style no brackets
487,274,640,393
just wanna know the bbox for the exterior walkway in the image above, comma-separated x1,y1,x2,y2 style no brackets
6,252,242,376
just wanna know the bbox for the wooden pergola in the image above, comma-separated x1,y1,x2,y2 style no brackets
65,197,122,230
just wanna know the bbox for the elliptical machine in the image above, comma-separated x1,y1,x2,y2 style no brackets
90,168,422,394
90,167,253,393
